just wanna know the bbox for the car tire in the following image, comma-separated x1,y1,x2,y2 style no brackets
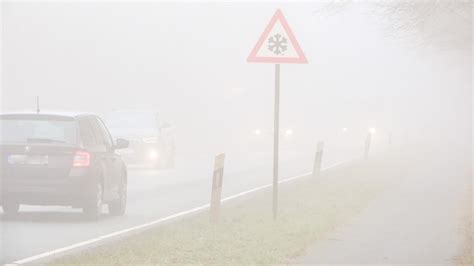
83,181,103,220
2,202,20,217
108,177,127,216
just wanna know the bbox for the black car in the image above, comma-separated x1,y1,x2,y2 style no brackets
0,112,129,220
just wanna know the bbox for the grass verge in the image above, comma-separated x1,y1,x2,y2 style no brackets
53,162,387,265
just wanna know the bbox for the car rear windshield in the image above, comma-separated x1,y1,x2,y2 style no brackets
0,115,78,145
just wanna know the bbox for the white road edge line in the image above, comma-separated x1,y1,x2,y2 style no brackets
11,159,353,265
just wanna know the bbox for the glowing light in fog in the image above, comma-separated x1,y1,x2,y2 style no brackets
342,127,348,132
148,150,158,160
285,129,293,136
369,127,376,134
255,129,262,135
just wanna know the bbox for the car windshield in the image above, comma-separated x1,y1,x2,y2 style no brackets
106,112,158,132
0,116,78,145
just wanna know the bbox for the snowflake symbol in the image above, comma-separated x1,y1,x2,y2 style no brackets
268,33,288,55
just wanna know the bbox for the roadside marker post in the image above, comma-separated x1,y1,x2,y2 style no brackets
312,141,324,178
210,153,225,223
247,9,307,220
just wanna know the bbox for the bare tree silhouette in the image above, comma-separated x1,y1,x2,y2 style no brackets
315,0,471,51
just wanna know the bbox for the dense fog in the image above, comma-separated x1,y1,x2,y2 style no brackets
0,1,471,265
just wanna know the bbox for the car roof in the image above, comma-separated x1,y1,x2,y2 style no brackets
108,109,159,114
0,110,98,118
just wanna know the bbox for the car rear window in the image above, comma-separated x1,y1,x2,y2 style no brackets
0,115,78,145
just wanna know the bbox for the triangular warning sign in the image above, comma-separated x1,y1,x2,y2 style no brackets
247,9,308,64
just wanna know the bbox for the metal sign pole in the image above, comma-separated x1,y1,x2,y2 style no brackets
273,64,280,220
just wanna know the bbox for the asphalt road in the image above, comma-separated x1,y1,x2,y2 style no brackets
0,145,361,264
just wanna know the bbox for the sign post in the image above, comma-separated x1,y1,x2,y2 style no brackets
273,64,280,219
247,9,307,220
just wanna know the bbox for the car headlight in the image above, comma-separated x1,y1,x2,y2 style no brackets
148,150,158,160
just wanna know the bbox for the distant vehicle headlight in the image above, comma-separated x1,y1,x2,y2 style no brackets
142,138,158,143
148,150,158,160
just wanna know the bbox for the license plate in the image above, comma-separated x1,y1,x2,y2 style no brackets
8,155,49,165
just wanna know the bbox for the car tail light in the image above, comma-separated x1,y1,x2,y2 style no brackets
73,151,90,167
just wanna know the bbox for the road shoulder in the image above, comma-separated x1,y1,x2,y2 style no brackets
290,149,470,265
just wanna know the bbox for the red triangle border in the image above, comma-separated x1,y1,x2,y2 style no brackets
247,9,308,64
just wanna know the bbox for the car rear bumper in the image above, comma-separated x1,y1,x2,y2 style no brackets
1,169,96,206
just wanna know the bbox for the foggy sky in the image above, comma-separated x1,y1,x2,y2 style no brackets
1,1,471,152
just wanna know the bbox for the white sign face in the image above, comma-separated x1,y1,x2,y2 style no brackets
247,9,307,64
255,20,299,58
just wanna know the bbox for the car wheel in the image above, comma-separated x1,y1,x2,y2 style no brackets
108,177,127,216
83,181,103,220
2,202,20,217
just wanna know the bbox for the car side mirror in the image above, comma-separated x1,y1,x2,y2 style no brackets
114,138,129,149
